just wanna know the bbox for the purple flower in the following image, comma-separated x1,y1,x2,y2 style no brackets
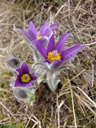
14,62,37,88
16,21,57,46
35,34,85,69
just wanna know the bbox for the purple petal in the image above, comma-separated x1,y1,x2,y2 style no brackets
39,36,49,46
25,81,32,88
43,27,52,37
51,45,85,69
44,59,49,63
16,28,33,41
31,38,48,49
55,33,71,54
61,45,85,60
50,57,73,69
14,79,23,87
16,22,37,41
47,35,55,54
30,74,37,80
14,79,32,88
28,21,37,35
16,68,22,75
30,39,39,46
50,60,61,69
56,54,78,68
35,41,47,59
40,23,49,36
21,62,29,73
27,30,36,41
50,23,57,32
43,23,57,37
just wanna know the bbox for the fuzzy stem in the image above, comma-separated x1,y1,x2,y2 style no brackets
46,72,60,92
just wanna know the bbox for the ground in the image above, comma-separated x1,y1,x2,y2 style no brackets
0,0,96,128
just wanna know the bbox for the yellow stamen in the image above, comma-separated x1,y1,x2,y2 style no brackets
47,51,61,63
21,74,31,83
36,35,42,40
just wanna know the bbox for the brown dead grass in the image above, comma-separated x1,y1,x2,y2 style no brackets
0,0,96,128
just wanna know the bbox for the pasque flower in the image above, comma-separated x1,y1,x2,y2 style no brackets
34,33,85,92
16,21,57,46
14,62,37,88
15,21,57,63
35,33,85,69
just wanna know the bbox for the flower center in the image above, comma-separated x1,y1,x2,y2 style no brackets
36,35,42,40
20,73,31,83
47,50,61,63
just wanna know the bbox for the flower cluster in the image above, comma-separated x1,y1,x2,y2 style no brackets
9,21,84,102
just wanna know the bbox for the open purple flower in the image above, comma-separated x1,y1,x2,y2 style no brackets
16,21,57,46
35,34,85,69
14,62,37,88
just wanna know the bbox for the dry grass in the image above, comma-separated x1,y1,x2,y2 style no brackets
0,0,96,128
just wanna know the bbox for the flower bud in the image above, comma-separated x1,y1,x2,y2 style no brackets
12,87,35,102
7,56,21,69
